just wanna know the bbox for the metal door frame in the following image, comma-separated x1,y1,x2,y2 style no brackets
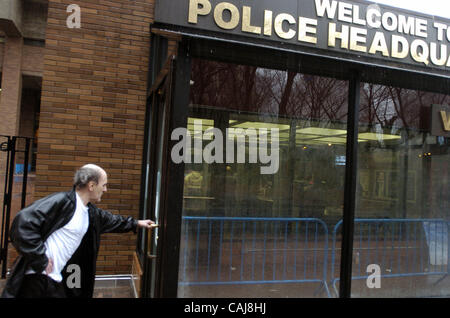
0,135,32,278
137,31,192,297
139,57,173,298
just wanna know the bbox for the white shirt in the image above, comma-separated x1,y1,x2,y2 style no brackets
26,192,89,282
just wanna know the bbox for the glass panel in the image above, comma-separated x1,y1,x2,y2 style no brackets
177,59,348,297
138,100,154,256
148,92,167,298
352,84,450,297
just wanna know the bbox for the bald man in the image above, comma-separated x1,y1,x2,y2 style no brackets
1,164,155,298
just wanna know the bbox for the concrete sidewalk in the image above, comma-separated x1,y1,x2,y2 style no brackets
0,275,136,298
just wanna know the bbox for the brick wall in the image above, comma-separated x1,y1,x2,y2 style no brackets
37,0,154,274
22,45,45,76
0,37,23,136
0,42,45,75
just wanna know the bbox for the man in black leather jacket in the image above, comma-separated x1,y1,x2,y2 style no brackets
1,164,155,298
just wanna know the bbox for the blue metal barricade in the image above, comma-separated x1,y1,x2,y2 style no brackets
179,217,449,297
330,218,449,297
179,216,331,297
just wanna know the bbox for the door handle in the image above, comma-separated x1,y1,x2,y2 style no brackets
147,224,159,259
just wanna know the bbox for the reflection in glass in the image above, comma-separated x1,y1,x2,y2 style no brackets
349,84,450,297
177,59,348,297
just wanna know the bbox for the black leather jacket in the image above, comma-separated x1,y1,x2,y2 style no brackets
1,188,138,298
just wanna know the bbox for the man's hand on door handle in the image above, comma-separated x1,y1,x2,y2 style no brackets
137,219,158,229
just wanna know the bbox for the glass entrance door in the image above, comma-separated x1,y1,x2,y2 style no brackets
176,59,349,297
139,34,449,299
140,57,174,298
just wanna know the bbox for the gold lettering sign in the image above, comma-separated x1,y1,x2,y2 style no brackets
188,0,211,24
274,13,296,40
264,10,273,36
242,6,261,34
431,105,450,137
441,110,450,131
328,23,349,49
173,0,450,72
214,2,240,30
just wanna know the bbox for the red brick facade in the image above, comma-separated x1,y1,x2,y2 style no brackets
36,0,154,274
0,37,23,136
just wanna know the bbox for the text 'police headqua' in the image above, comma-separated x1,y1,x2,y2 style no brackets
155,0,450,74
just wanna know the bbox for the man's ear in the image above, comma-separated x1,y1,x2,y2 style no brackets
88,181,95,191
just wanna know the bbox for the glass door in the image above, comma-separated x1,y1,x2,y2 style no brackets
140,57,174,298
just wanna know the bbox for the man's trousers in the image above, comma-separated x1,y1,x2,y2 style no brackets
16,274,66,298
